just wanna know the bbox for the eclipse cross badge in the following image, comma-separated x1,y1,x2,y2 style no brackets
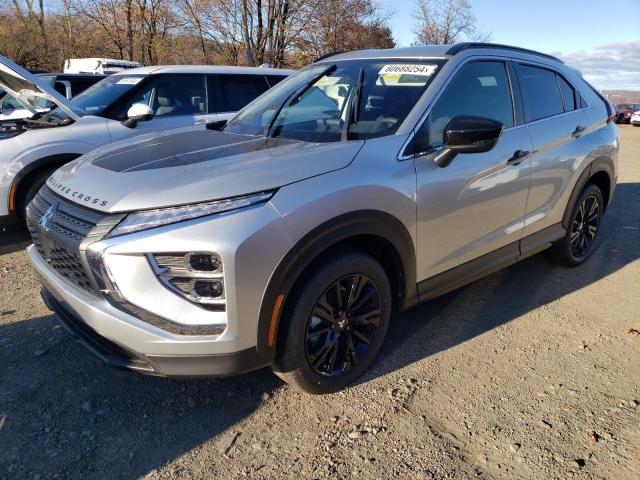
40,203,59,232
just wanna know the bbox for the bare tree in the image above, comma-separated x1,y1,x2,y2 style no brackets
414,0,491,45
295,0,394,64
0,0,395,70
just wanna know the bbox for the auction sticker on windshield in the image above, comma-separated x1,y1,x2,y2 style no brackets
116,78,142,85
378,64,438,76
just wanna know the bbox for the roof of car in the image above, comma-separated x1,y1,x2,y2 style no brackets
36,72,107,78
321,45,452,62
317,43,563,64
111,65,296,76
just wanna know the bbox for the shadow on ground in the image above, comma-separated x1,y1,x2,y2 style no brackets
374,182,640,378
0,184,638,479
0,225,30,255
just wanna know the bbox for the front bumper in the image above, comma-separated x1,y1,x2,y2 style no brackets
41,287,270,377
30,245,271,376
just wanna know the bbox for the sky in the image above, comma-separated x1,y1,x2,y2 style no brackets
380,0,640,90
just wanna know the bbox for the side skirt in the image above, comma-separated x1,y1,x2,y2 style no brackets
417,223,565,302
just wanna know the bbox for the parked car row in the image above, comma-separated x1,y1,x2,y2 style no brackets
0,56,293,225
1,44,619,394
614,103,640,125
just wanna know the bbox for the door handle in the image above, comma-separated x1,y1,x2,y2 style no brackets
507,149,529,166
572,125,586,138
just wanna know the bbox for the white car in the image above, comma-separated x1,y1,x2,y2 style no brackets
0,54,293,226
631,110,640,127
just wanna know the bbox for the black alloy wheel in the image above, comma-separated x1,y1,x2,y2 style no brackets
570,193,600,260
274,251,391,394
305,274,381,377
547,182,604,267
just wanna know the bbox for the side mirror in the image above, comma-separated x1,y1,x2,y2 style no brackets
122,103,154,128
433,115,504,168
206,119,227,131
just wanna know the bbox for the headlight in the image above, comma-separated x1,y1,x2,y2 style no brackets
107,191,275,237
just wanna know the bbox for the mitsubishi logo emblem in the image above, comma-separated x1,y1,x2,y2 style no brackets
40,203,59,232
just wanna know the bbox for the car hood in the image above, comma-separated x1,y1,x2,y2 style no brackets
0,54,79,120
47,127,364,213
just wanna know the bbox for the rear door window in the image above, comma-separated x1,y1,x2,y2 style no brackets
518,64,565,122
216,74,270,112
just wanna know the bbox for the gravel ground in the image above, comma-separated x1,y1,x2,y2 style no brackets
0,125,639,480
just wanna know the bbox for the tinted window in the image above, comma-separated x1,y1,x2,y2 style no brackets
266,75,288,88
217,74,269,112
419,61,514,150
519,65,564,122
558,75,576,111
69,78,103,97
53,81,67,97
109,75,206,120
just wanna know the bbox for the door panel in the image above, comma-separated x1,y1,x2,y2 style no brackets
522,110,589,235
414,59,533,281
515,62,591,236
416,126,533,280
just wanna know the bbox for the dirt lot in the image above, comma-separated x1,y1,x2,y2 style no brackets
0,126,638,480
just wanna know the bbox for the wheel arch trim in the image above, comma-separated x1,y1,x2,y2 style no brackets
7,153,82,219
255,210,417,357
561,156,615,229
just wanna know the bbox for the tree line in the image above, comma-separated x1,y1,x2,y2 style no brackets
0,0,488,71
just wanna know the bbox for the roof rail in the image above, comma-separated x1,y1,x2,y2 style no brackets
314,50,345,63
446,43,564,64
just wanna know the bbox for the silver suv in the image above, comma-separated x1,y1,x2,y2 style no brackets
27,44,618,394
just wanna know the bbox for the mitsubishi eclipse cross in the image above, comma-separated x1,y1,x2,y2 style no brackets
26,43,618,394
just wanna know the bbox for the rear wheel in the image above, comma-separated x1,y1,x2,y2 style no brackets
548,183,603,267
274,252,392,394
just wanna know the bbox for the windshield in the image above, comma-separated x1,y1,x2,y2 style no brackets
226,59,445,142
69,74,146,116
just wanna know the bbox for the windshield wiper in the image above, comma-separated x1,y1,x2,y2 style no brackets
342,67,364,141
264,63,337,138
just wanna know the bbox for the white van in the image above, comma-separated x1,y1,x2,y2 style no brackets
64,58,144,75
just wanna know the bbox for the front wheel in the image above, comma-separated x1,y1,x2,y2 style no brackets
18,168,56,227
274,252,392,394
548,183,604,267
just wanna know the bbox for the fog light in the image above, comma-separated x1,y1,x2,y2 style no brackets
187,253,221,273
193,279,224,299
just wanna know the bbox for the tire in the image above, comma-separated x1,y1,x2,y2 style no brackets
273,251,392,394
547,183,604,267
17,168,56,227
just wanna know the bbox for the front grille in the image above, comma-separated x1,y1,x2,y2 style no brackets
26,186,122,293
